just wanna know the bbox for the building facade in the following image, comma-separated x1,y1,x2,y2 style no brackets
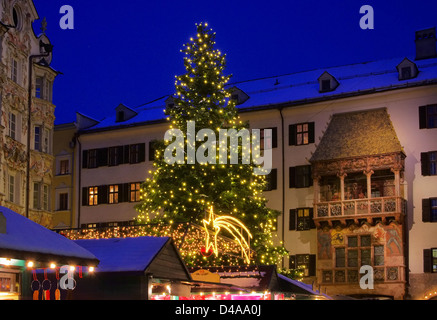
57,28,437,299
0,0,57,227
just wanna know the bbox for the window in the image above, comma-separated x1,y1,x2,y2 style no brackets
289,122,315,146
33,182,40,209
321,79,331,92
34,126,40,150
59,160,69,175
59,193,68,211
108,146,123,166
129,143,145,164
289,165,312,188
88,187,98,206
421,151,437,176
336,235,381,269
289,254,316,276
42,128,50,153
264,168,277,191
374,245,384,266
36,77,43,98
149,140,158,161
88,149,98,168
419,105,437,129
43,185,49,210
424,248,437,273
260,127,277,150
11,58,18,83
335,248,345,268
422,198,437,222
34,126,50,153
129,183,141,202
109,185,119,204
289,208,315,231
401,67,411,79
9,112,16,139
8,175,15,203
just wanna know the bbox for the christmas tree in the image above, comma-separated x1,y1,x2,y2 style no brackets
135,22,287,266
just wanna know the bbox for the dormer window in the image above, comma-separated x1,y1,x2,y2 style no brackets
228,87,249,105
318,71,339,93
321,79,331,92
397,58,418,80
116,110,125,122
114,103,137,123
165,96,175,110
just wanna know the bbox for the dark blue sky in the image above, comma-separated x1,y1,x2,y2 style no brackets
32,0,437,125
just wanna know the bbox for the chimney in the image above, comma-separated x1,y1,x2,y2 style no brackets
415,27,437,60
0,212,6,234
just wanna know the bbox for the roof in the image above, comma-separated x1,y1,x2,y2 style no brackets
0,207,98,265
310,108,404,162
74,236,171,273
76,56,437,133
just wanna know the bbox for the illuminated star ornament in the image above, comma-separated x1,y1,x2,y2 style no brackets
202,206,253,264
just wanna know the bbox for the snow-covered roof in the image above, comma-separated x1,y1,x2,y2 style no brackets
78,56,437,133
74,236,171,273
277,274,331,299
0,207,98,265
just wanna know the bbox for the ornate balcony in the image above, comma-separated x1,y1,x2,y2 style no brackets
314,196,406,226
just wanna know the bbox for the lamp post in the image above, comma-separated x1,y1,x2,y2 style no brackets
25,42,53,219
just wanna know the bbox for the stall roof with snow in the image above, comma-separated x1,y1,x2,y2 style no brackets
74,236,192,281
189,265,330,297
0,207,98,266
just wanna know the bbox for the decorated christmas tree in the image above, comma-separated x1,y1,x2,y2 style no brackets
135,22,287,267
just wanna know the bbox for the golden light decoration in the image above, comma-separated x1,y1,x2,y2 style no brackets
202,206,253,264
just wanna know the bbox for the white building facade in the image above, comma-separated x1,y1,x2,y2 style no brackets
61,28,437,299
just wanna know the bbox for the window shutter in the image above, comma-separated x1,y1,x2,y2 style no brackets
98,185,108,204
289,255,296,269
309,208,316,229
289,124,296,146
149,141,156,161
138,143,146,162
97,148,108,167
123,145,130,164
423,198,431,222
424,249,432,273
289,167,296,188
419,106,427,129
117,146,124,164
308,122,315,144
421,152,430,176
271,169,277,190
308,254,316,276
82,187,88,206
308,165,313,187
271,127,278,148
121,183,129,202
82,150,88,168
289,209,296,230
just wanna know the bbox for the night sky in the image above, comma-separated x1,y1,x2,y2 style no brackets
31,0,437,125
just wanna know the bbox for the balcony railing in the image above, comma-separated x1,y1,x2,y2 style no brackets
315,196,406,219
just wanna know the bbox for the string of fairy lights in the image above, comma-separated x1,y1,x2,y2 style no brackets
132,22,288,267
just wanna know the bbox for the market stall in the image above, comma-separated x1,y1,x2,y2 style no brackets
0,206,99,300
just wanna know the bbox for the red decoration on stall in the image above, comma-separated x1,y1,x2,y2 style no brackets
200,246,213,257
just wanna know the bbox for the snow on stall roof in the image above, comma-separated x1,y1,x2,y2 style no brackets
0,207,97,263
80,56,437,132
74,237,170,273
277,274,331,298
